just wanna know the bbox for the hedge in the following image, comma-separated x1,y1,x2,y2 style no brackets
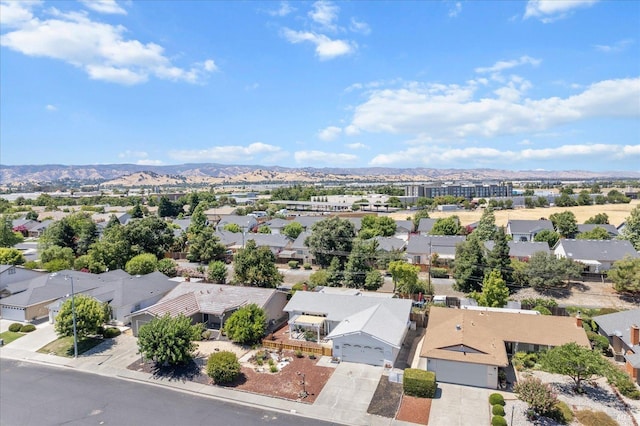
492,404,505,416
403,368,436,398
207,351,241,384
103,327,121,338
491,415,507,426
8,323,22,332
489,393,505,406
430,267,449,278
20,324,36,333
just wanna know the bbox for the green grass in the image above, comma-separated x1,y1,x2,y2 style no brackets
37,336,104,357
0,331,25,345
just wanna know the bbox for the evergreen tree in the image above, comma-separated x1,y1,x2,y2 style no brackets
474,207,496,241
137,314,202,366
233,240,283,288
620,206,640,250
474,269,509,308
343,239,376,288
305,216,355,268
453,235,485,293
487,227,512,284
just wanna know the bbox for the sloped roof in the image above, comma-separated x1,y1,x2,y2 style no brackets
406,235,466,254
326,303,407,348
577,224,619,236
216,215,257,230
0,271,104,307
555,239,639,262
263,218,290,229
146,292,200,317
507,219,554,234
394,220,414,233
291,231,311,251
484,241,550,258
594,309,640,349
420,307,590,367
292,216,325,230
372,236,406,252
417,218,438,233
244,233,290,249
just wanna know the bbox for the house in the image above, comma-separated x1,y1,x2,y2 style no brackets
291,216,325,231
281,231,312,264
483,241,550,261
406,235,466,266
416,306,590,388
244,233,290,256
417,218,438,235
594,309,640,384
0,265,43,298
27,220,53,238
284,291,412,366
554,239,639,273
215,214,258,233
262,218,291,234
577,224,619,238
371,236,407,253
506,219,555,242
393,219,414,240
129,282,288,336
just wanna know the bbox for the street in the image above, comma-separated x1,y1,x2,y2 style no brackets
0,359,338,426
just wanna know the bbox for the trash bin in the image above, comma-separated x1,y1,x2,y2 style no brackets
0,339,4,346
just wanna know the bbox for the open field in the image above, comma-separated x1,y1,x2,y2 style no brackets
389,200,639,227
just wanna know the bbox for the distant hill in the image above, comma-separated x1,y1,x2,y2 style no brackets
1,163,639,187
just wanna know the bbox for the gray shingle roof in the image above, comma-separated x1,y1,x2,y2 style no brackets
372,236,406,252
577,224,619,236
326,303,408,348
417,218,438,233
555,239,639,262
594,309,640,349
507,219,554,234
406,235,466,254
484,241,550,258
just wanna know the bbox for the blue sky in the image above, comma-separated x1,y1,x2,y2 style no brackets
1,0,639,171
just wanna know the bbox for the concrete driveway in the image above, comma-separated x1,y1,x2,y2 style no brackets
313,362,383,425
428,382,491,426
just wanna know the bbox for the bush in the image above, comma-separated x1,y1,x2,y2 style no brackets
533,305,552,315
103,327,121,338
8,323,22,332
489,393,505,406
491,415,507,426
587,331,610,354
549,401,574,425
19,324,36,333
269,365,278,373
303,263,312,270
288,260,299,269
157,258,178,278
430,267,449,278
514,377,558,416
574,410,618,426
403,368,436,398
492,404,505,416
309,353,317,360
206,351,241,384
295,349,304,358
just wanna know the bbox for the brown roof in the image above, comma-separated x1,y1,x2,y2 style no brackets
147,292,200,318
419,307,590,367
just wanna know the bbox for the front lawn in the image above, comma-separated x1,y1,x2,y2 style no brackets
0,331,25,345
37,336,103,357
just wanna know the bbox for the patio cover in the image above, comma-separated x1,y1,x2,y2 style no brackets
290,314,325,326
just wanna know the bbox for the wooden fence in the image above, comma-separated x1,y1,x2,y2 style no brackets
261,340,333,356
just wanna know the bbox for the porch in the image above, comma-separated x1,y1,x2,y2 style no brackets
263,324,333,357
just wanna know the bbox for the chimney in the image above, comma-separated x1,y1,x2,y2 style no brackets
631,325,639,346
575,313,582,328
302,282,308,292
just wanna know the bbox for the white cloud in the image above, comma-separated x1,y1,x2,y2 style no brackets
0,3,217,85
268,1,294,17
524,0,598,22
318,126,342,141
370,143,640,167
448,2,462,18
594,39,634,53
136,159,164,166
349,18,371,35
169,143,287,164
346,77,639,139
118,150,149,159
281,28,354,60
45,104,57,111
0,0,38,28
79,0,127,15
519,139,532,146
346,143,367,149
294,150,357,164
475,55,541,74
309,1,339,31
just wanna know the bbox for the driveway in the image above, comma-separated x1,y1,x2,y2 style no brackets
428,382,491,426
1,321,58,352
313,362,383,425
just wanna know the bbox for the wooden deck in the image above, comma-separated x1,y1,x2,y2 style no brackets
262,326,333,357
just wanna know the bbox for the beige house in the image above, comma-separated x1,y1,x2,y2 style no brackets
416,307,590,388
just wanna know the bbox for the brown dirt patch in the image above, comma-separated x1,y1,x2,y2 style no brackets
396,395,431,425
367,376,403,417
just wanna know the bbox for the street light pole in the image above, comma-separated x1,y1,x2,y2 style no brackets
66,275,78,359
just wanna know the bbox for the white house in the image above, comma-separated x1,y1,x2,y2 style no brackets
554,239,639,273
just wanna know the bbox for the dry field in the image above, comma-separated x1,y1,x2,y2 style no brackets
389,200,639,227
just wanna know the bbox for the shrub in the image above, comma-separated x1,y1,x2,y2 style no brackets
269,365,278,373
514,377,558,416
8,323,22,332
303,263,312,270
206,351,240,384
403,369,436,398
309,353,317,360
491,415,507,426
549,401,574,425
587,331,610,354
288,260,299,269
295,349,304,358
574,410,618,426
430,267,448,278
19,324,36,333
492,404,505,416
97,326,105,335
103,327,121,338
256,358,263,366
489,393,505,406
268,358,275,366
532,305,552,315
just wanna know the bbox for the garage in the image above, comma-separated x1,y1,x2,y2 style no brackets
1,305,26,322
427,358,497,388
340,343,385,365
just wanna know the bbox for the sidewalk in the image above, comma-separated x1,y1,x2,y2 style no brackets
0,325,417,426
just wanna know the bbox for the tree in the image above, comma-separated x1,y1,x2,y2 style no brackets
474,207,496,241
453,236,485,293
364,270,384,291
305,216,355,268
157,258,178,277
137,314,202,366
325,256,343,287
389,260,420,295
187,226,226,263
514,377,558,417
207,351,241,384
257,225,271,234
577,227,611,240
40,245,75,265
0,248,25,265
473,269,509,307
233,240,283,288
534,229,560,248
620,206,640,250
309,269,329,287
486,227,512,284
223,223,242,233
430,217,462,236
282,222,303,240
40,212,98,256
549,211,578,238
0,216,23,247
55,294,105,338
125,253,158,275
189,202,208,234
157,196,181,218
343,239,377,288
130,203,144,219
585,213,609,224
540,342,606,392
208,260,227,284
412,209,431,230
124,216,175,259
577,190,593,206
526,252,582,290
25,210,39,221
359,215,397,238
554,193,577,207
607,256,640,293
223,304,267,345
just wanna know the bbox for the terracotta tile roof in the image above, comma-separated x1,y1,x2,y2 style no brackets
420,307,590,366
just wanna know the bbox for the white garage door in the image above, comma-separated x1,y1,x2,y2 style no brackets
341,343,385,365
1,305,26,322
428,359,491,388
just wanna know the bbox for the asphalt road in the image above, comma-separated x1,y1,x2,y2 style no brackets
0,359,338,426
